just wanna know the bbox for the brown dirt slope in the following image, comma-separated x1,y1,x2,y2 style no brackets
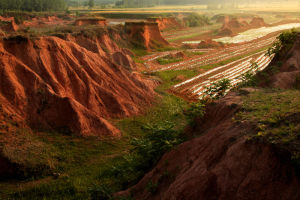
260,33,300,89
146,17,182,31
75,18,107,26
125,22,169,50
0,34,157,137
218,17,267,36
116,92,300,200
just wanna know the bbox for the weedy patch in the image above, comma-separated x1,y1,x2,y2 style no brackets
236,89,300,175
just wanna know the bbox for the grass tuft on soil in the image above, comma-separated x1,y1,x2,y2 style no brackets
236,89,300,175
0,77,198,199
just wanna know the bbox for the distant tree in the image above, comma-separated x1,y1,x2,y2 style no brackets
0,0,67,11
88,0,94,8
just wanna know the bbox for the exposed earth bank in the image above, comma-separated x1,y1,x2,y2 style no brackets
116,90,300,200
260,33,300,89
0,32,158,137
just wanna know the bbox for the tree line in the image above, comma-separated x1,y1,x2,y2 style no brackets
0,0,67,12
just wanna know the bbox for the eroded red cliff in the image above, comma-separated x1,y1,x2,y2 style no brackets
125,22,169,50
0,33,157,137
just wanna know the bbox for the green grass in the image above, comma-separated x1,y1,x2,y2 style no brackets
236,89,300,174
156,57,183,65
153,69,200,90
0,73,194,200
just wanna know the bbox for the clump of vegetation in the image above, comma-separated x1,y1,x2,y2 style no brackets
238,62,259,87
267,29,298,58
0,128,55,180
204,78,232,100
156,55,183,65
236,90,300,175
185,102,205,119
184,13,211,27
0,0,67,12
105,121,183,189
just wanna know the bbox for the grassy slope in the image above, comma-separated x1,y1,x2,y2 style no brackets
0,72,192,200
236,89,300,174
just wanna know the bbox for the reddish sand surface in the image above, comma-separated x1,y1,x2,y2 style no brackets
0,34,158,137
116,91,300,200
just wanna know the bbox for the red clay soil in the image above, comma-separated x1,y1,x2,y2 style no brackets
260,33,300,89
0,29,5,37
218,17,245,36
250,17,267,28
0,16,14,22
0,34,158,137
146,17,182,31
125,22,169,50
22,16,71,27
218,17,267,37
0,16,19,32
75,18,107,26
116,91,300,200
198,39,225,48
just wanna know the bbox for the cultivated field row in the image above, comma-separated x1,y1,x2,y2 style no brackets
146,36,276,72
172,52,274,100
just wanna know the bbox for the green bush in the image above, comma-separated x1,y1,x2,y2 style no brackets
204,78,231,99
238,62,259,87
185,102,205,119
267,29,298,58
105,121,182,189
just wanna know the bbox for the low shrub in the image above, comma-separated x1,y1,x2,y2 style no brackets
104,121,182,189
267,29,298,58
204,78,231,99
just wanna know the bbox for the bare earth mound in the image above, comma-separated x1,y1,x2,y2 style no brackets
0,35,157,137
250,17,267,28
75,18,107,26
125,22,169,50
218,17,268,36
116,92,300,200
146,17,182,31
260,33,300,89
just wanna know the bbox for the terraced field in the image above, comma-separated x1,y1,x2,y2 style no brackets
162,24,221,42
142,30,280,100
143,35,276,72
171,52,274,100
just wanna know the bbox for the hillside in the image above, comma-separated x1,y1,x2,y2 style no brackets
116,32,300,200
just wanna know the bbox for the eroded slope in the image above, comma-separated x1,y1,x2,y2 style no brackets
0,34,157,137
